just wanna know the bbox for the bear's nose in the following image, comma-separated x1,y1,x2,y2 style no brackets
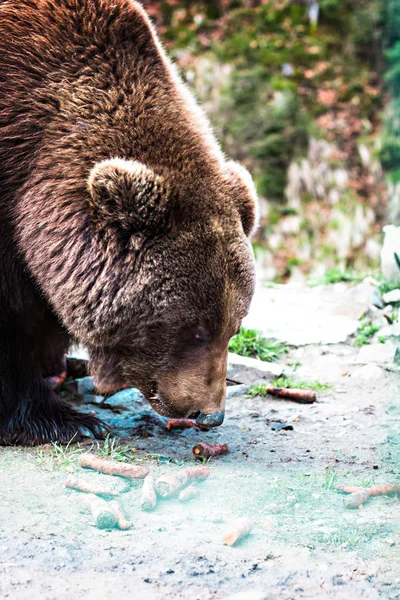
196,411,225,427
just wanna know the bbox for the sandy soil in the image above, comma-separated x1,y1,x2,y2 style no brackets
1,289,399,600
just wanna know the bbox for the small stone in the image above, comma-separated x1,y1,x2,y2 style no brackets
82,394,105,405
263,519,274,532
106,388,144,405
227,353,283,384
352,365,383,381
224,589,267,600
226,384,250,398
382,289,400,304
65,376,95,396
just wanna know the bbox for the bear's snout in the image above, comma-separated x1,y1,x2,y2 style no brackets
152,347,228,423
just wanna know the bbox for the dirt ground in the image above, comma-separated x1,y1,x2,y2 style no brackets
1,285,399,600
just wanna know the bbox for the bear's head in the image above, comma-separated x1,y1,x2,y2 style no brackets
86,157,258,427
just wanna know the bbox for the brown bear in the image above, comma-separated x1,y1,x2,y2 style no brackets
0,0,258,445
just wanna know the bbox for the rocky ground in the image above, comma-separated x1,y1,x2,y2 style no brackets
0,282,399,600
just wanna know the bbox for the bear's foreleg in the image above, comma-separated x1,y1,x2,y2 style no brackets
0,327,108,445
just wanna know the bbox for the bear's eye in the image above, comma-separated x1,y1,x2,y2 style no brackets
194,328,210,344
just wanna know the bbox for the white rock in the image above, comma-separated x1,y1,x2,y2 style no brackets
227,353,283,384
224,590,268,600
352,365,383,380
381,225,400,283
382,289,400,304
354,343,396,365
377,323,400,338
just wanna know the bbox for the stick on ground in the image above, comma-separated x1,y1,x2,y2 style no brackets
264,386,317,403
223,517,252,546
109,500,132,530
192,442,229,460
65,476,118,496
79,453,149,480
140,475,157,511
155,466,211,498
167,419,208,431
84,494,117,529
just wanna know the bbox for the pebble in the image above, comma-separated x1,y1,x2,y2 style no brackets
352,365,383,381
227,353,283,384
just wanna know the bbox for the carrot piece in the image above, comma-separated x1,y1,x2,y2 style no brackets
343,489,370,509
178,485,199,502
167,419,209,431
65,476,118,496
79,453,149,480
140,475,157,511
223,517,252,546
84,494,117,529
155,466,211,498
109,500,132,530
336,485,364,494
367,484,400,496
264,387,317,403
192,442,229,459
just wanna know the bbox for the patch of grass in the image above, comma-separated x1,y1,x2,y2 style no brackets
228,327,288,362
33,436,84,471
378,278,400,295
31,434,135,471
322,468,338,491
313,268,366,286
96,434,132,462
353,320,380,347
247,377,332,397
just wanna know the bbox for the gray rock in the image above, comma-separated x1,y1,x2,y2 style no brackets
226,384,251,398
81,394,105,405
106,388,145,406
342,282,383,310
65,376,95,396
227,353,283,384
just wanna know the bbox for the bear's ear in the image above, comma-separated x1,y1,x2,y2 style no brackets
87,158,173,234
225,160,259,238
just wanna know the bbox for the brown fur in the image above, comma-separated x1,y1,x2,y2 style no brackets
0,0,258,444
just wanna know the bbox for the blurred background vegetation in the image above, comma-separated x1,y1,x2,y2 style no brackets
143,0,399,282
